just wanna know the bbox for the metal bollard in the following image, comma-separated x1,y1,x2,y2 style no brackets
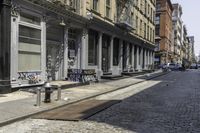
44,82,53,103
36,87,41,106
57,85,62,101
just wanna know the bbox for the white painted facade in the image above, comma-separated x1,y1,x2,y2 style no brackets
10,0,155,88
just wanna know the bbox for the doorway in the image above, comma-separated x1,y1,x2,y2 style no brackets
134,46,137,69
46,25,64,80
102,35,110,73
122,42,127,71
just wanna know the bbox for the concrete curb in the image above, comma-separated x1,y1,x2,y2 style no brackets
0,71,170,127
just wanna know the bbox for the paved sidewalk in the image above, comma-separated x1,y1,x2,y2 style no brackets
0,69,167,127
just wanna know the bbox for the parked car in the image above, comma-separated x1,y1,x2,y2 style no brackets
158,64,166,69
177,64,185,71
198,64,200,68
190,63,198,69
168,63,176,71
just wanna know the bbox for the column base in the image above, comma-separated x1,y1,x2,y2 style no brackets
137,65,142,72
0,80,11,94
118,68,122,74
97,70,102,80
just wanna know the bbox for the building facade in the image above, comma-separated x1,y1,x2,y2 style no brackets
155,0,173,65
0,0,155,93
172,3,183,64
188,37,193,63
188,36,195,63
181,25,190,67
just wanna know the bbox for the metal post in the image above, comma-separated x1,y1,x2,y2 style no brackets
57,85,62,101
44,82,52,103
36,87,41,106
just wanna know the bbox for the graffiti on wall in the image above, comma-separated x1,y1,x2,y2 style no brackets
68,69,98,83
18,71,42,84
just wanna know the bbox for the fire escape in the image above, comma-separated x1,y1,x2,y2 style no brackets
116,0,135,31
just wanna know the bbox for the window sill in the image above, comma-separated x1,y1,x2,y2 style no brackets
88,63,97,66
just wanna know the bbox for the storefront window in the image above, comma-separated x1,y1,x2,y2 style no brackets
18,25,41,71
113,38,119,66
88,30,98,65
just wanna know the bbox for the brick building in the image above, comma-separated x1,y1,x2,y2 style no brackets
155,0,173,65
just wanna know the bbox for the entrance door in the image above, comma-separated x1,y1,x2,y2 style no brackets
134,46,137,69
68,29,78,69
102,35,110,73
122,42,127,71
46,25,64,81
46,42,64,80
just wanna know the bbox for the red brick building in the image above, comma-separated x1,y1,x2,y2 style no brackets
155,0,173,65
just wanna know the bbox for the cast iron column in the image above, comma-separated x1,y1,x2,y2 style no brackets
0,0,11,93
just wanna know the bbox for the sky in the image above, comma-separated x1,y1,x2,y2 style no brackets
171,0,200,56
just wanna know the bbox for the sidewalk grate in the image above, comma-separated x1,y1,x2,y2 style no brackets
32,100,121,121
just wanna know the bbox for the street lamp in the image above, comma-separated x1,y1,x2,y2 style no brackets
86,11,93,20
59,18,66,26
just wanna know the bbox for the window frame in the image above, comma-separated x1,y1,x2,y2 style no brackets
140,20,143,37
18,13,42,72
144,23,147,39
92,0,99,12
105,0,111,18
135,16,138,34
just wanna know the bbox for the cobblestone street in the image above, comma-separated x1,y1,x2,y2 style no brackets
1,70,200,133
90,69,200,133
